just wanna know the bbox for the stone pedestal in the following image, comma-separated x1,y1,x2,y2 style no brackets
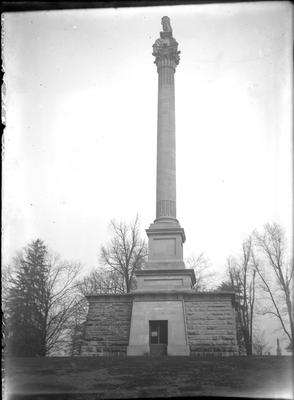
145,221,186,270
127,296,190,356
81,292,238,357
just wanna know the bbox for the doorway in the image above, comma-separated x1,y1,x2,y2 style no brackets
149,320,168,355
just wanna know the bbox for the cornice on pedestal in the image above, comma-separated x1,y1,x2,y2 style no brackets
146,222,186,243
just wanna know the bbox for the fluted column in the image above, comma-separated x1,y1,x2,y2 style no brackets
143,16,186,271
152,19,180,223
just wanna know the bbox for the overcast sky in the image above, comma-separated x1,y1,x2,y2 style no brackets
3,2,293,285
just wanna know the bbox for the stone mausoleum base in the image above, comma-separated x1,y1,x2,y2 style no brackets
81,291,238,357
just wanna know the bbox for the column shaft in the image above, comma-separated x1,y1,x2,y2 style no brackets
156,65,177,221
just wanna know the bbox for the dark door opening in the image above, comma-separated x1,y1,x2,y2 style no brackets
149,320,168,355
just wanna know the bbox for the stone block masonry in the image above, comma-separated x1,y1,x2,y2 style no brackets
81,291,238,357
184,293,238,356
81,294,133,356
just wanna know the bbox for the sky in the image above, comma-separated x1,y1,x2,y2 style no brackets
2,1,293,288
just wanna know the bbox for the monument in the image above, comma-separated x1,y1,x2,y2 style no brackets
81,17,238,357
127,16,195,356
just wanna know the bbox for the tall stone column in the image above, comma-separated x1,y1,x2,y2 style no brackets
127,17,195,357
153,18,180,223
136,17,194,284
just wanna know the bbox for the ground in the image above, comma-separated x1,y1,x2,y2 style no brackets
4,356,294,399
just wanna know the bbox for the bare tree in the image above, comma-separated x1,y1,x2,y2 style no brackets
78,268,125,296
185,252,215,291
100,216,147,293
2,264,13,313
2,264,14,356
44,253,81,355
253,223,293,349
226,237,256,355
253,329,272,355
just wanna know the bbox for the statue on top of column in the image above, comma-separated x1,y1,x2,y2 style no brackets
161,16,172,33
152,16,180,68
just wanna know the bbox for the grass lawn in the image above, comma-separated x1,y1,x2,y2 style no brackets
4,356,294,399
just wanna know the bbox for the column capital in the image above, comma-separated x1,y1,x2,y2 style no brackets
152,17,180,71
